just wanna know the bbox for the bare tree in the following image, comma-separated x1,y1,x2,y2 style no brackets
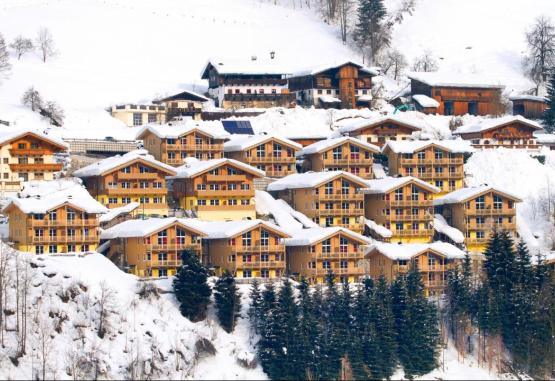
36,318,53,380
36,27,56,63
21,86,43,112
0,33,11,79
42,100,65,126
97,281,116,339
524,16,555,94
10,36,34,60
412,51,439,72
337,0,354,43
379,49,407,80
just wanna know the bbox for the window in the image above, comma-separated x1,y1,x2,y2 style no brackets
412,208,418,216
243,269,252,278
122,197,131,204
444,101,454,116
325,217,333,227
322,260,331,269
139,181,149,189
261,253,269,262
508,200,514,209
18,143,26,149
67,228,75,237
49,211,57,221
428,256,436,270
475,195,485,210
153,197,162,203
324,182,333,195
133,113,142,126
332,146,342,160
49,228,56,238
158,252,168,262
272,143,282,157
394,188,403,201
322,239,331,253
158,268,168,277
435,166,443,174
148,114,157,123
493,195,502,209
261,230,269,246
411,186,419,201
434,149,444,160
468,102,478,116
157,230,168,245
417,151,426,161
476,231,485,239
35,245,44,254
83,228,90,237
153,182,162,189
139,166,151,173
121,182,131,189
108,197,118,204
435,180,444,188
67,244,76,252
242,231,252,247
209,199,219,206
139,197,150,204
49,245,57,254
122,166,131,173
396,223,403,231
340,237,348,252
261,269,269,278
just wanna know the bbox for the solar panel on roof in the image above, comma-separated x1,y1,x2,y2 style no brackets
222,120,255,135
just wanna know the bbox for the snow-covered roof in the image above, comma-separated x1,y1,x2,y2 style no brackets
357,94,373,102
509,94,548,102
169,158,265,179
382,139,475,154
366,241,466,260
223,134,302,152
319,96,342,103
136,121,229,140
292,60,379,77
100,217,207,239
201,57,290,77
434,214,464,244
363,176,441,194
365,218,393,238
337,115,425,135
186,219,289,239
4,179,108,214
284,226,371,246
433,185,522,205
407,72,505,89
0,128,68,149
267,171,368,191
412,94,439,108
98,202,140,224
73,150,177,177
299,136,380,155
154,89,209,103
535,133,555,144
454,115,543,135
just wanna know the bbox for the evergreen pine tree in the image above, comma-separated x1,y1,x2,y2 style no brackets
248,278,263,334
214,271,240,333
353,0,388,64
172,250,211,322
273,279,301,380
515,240,533,287
257,282,280,378
373,275,397,380
319,271,344,380
296,278,319,379
543,70,555,132
350,279,375,379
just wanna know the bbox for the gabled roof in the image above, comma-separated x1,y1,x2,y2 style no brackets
299,136,380,155
382,139,475,155
508,94,548,102
433,185,523,205
363,176,441,194
267,171,368,191
365,241,466,261
454,115,543,135
100,217,207,239
224,134,302,152
0,128,68,150
200,57,291,78
153,89,209,103
412,94,439,108
3,179,107,214
407,72,505,89
186,219,290,239
337,115,425,135
136,121,229,140
169,158,265,179
73,150,177,178
292,60,379,77
284,226,371,246
99,202,140,224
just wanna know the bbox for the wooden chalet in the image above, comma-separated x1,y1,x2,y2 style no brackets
408,72,505,116
153,90,209,121
509,94,548,120
288,61,378,109
337,116,423,147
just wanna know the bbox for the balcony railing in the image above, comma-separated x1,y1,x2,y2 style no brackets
105,187,167,195
323,157,373,165
465,208,516,216
245,156,296,164
165,144,224,151
236,260,286,269
195,189,253,197
318,192,364,201
335,223,365,231
29,235,99,243
196,204,253,212
303,267,365,276
392,229,434,237
318,250,366,259
117,172,159,180
399,158,463,165
387,199,433,207
205,174,247,182
9,163,63,171
146,243,201,251
317,208,364,216
389,214,433,222
31,219,98,227
231,244,285,253
9,148,53,156
265,170,296,178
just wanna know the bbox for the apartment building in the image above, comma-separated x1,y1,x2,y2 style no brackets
0,129,68,194
110,104,166,127
434,186,522,253
365,241,466,296
285,226,371,284
267,171,368,233
101,218,206,278
363,176,440,243
382,139,474,195
153,89,209,121
169,158,264,221
298,136,380,180
223,134,301,178
4,179,107,254
137,122,228,166
454,115,542,150
73,150,177,217
337,116,423,147
193,219,290,279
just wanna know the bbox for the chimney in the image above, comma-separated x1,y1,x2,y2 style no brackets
270,51,275,60
251,55,257,61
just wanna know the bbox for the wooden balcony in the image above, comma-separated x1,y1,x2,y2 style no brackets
465,208,516,217
466,237,490,244
143,259,182,267
236,260,286,269
205,174,247,182
323,157,373,166
265,170,296,178
318,250,366,259
336,223,365,231
389,214,433,222
9,148,53,156
318,192,364,201
392,229,434,237
117,172,160,180
166,144,224,152
231,244,285,253
10,163,63,172
317,208,364,216
195,189,253,197
465,222,517,230
196,204,253,212
105,187,167,195
30,219,98,227
303,267,365,276
399,158,463,165
146,243,201,252
29,235,99,243
245,156,296,164
417,171,463,180
387,199,433,207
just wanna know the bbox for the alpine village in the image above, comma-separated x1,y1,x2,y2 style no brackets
0,0,555,380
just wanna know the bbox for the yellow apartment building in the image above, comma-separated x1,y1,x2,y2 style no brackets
434,186,522,253
224,134,301,178
298,136,380,179
364,176,440,243
382,139,474,195
73,150,177,217
169,158,264,221
267,171,368,233
285,226,371,284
